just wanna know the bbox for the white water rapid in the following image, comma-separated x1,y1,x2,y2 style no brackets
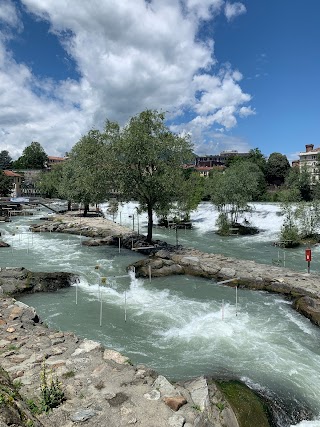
1,204,320,426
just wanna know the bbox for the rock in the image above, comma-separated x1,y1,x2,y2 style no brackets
219,267,236,278
103,348,130,364
153,375,179,397
163,396,187,411
6,327,15,333
8,306,23,320
70,409,97,422
71,339,102,356
168,414,185,427
0,240,10,247
143,390,161,401
0,267,76,296
185,376,209,411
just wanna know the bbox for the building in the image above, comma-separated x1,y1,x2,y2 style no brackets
299,144,320,183
195,150,250,168
183,164,226,178
3,170,23,197
45,156,68,171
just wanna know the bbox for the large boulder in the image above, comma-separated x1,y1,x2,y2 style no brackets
0,267,76,296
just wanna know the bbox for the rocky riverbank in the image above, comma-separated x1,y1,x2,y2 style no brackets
0,294,246,427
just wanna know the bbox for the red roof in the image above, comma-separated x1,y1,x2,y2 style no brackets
48,156,66,161
3,170,23,177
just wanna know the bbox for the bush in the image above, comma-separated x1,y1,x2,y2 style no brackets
39,361,64,413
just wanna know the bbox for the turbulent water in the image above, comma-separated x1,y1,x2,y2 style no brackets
1,203,320,427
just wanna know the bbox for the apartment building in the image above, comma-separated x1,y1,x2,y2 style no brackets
299,144,320,182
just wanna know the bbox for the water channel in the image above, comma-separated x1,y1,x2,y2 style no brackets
1,203,320,427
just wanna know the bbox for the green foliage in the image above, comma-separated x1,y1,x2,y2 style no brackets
209,161,264,232
39,361,64,413
36,165,64,198
0,170,12,196
0,150,13,169
266,152,290,186
26,399,41,415
172,172,204,222
58,128,114,216
13,142,48,170
283,165,311,202
216,213,231,235
216,402,225,411
294,200,320,240
62,370,75,379
279,204,300,247
111,109,194,241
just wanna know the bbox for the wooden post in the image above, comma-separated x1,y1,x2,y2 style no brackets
149,265,152,283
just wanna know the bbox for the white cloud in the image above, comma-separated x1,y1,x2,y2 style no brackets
0,0,254,158
224,2,246,21
0,0,22,30
239,106,255,117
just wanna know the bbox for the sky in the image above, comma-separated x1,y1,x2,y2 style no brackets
0,0,319,162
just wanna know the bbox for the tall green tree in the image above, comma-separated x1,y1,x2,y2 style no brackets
266,152,290,186
283,166,311,201
0,150,12,170
59,129,112,216
13,142,48,169
111,110,193,242
247,148,267,174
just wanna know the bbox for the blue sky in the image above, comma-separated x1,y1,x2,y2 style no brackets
0,0,319,162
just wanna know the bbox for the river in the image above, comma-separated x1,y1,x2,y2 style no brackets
1,202,320,427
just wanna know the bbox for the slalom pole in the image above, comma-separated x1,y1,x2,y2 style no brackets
235,285,238,316
99,297,102,327
124,290,127,323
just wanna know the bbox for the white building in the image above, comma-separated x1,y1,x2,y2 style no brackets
299,144,320,183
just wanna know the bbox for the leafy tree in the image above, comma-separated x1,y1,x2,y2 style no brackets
247,148,267,174
167,172,204,223
266,152,290,186
209,161,264,233
279,203,300,247
295,200,320,240
0,170,12,196
36,164,65,198
58,129,112,216
0,150,12,170
283,166,311,201
111,110,193,242
13,142,48,169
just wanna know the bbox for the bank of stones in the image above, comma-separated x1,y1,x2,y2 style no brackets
0,296,241,427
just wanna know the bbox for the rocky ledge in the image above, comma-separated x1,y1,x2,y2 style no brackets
0,296,249,427
0,267,76,296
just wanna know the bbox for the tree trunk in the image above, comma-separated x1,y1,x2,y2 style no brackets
83,203,89,217
147,204,153,243
67,200,71,211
